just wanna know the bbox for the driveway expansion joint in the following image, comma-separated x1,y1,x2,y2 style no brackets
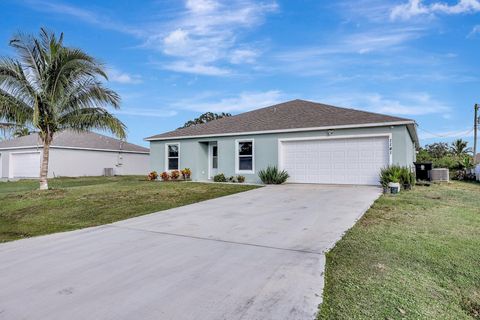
105,224,324,255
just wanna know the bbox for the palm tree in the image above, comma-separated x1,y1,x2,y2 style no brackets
450,139,472,157
0,28,126,190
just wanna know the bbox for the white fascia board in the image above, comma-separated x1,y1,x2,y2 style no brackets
145,121,415,142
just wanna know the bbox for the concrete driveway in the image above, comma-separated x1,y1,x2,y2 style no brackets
0,184,381,320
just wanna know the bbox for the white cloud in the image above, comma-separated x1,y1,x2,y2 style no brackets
23,0,142,36
270,28,423,76
324,92,451,117
343,28,422,53
151,0,277,75
430,0,480,14
173,90,285,112
390,0,430,20
391,0,480,20
108,68,142,84
185,0,219,13
336,0,399,23
163,61,230,76
275,28,422,60
23,0,277,76
468,25,480,37
230,49,258,64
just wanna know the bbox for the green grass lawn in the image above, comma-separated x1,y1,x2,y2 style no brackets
319,181,480,320
0,176,258,243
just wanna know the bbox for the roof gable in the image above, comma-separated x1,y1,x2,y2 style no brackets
146,99,414,140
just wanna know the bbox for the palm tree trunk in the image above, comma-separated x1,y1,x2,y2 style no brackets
39,141,50,190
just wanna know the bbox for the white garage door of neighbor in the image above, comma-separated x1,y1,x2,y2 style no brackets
280,136,390,185
11,152,41,178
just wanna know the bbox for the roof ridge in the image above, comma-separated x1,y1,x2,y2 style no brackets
145,99,415,141
0,130,149,152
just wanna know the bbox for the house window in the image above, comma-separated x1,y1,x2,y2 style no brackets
166,143,179,170
212,146,218,169
236,140,254,173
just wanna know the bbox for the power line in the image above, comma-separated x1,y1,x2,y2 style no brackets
417,126,474,139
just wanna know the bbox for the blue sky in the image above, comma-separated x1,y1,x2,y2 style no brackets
1,0,479,147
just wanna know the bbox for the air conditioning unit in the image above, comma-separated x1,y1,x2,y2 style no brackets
104,168,114,177
430,168,449,182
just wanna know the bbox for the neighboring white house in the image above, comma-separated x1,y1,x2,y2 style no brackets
0,131,149,179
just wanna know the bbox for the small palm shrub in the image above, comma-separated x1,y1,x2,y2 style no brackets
258,166,289,184
160,171,169,181
147,171,158,181
237,175,245,183
213,173,227,182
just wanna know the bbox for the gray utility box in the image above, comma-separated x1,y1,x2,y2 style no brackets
430,168,449,182
104,168,114,177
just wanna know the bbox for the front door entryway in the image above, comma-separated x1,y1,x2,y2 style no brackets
209,143,218,179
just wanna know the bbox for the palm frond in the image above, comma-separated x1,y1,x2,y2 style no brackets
58,107,126,139
0,57,36,105
0,88,33,124
59,78,120,113
9,32,44,88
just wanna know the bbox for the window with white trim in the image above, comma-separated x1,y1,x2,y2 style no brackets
236,140,254,173
166,143,179,170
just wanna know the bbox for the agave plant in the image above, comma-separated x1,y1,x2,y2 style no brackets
379,165,415,189
258,166,289,184
0,28,126,189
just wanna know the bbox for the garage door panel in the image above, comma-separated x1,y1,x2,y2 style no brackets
11,152,40,178
281,136,389,185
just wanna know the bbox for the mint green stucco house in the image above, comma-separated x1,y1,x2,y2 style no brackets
146,100,418,185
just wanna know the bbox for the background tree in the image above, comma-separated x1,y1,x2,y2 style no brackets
0,28,126,190
425,142,450,158
13,126,32,138
449,139,472,157
179,112,231,129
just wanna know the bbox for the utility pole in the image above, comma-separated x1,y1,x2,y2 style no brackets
475,104,479,164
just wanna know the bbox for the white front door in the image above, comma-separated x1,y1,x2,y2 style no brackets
280,136,390,185
10,152,41,178
209,143,218,178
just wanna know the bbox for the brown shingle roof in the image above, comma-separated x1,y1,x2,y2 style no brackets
146,99,414,140
0,131,149,153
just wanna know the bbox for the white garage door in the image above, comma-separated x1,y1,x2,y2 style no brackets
280,136,390,185
11,152,41,178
